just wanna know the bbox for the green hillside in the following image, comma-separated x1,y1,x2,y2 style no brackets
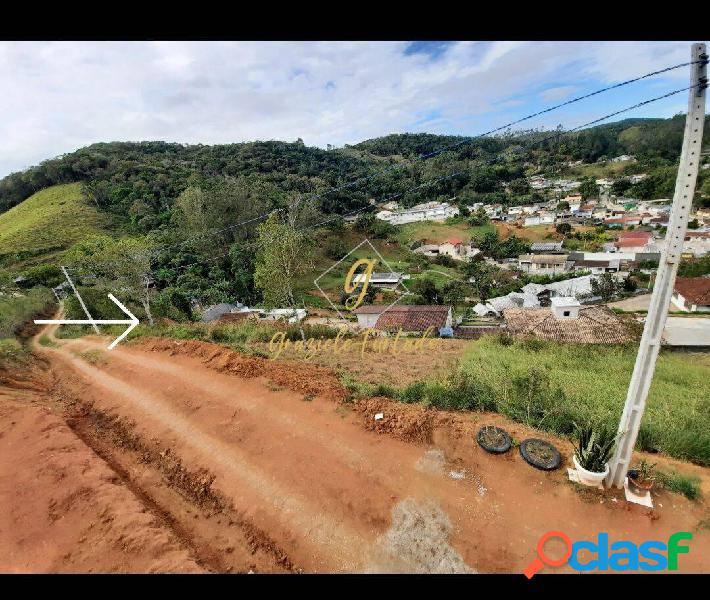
0,183,114,269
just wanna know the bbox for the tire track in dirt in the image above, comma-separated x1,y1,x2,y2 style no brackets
44,343,373,572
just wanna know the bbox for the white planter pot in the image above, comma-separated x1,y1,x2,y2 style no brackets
573,455,609,487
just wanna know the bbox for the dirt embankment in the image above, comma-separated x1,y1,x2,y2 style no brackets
140,337,348,402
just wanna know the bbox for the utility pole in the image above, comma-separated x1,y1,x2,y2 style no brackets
60,265,100,335
606,43,708,488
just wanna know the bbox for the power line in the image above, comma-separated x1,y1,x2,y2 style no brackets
68,58,701,268
67,83,698,284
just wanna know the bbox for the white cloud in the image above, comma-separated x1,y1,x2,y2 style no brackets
0,40,703,177
540,85,578,102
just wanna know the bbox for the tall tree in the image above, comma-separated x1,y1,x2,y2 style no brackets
253,213,314,308
67,235,158,325
579,177,599,200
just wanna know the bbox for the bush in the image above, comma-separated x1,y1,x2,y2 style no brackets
152,288,192,322
22,264,63,288
0,287,55,338
0,338,27,365
399,380,427,404
324,238,348,260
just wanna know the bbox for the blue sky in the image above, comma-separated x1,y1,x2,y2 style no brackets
0,40,704,178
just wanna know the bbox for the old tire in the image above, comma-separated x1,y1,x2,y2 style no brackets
476,426,512,454
519,438,561,471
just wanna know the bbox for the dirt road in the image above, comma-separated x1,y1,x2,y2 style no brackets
1,322,709,573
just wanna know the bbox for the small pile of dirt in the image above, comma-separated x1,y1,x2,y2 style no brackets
136,338,348,402
352,397,447,444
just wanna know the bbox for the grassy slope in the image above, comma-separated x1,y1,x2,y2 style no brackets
396,221,494,245
0,183,114,269
459,337,710,465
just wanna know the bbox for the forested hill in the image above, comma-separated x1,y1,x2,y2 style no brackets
1,114,709,233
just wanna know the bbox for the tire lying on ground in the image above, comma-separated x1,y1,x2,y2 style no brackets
519,438,561,471
476,426,512,454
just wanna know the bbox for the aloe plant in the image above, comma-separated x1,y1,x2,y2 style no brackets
572,422,618,473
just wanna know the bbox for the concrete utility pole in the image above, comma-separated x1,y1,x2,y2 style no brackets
606,43,708,488
60,265,100,335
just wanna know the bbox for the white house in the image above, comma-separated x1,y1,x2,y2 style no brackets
572,259,621,274
611,154,636,163
518,254,570,275
524,213,555,227
258,308,307,323
440,238,481,261
376,201,459,225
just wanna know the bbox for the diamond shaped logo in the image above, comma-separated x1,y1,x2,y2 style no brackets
313,238,412,321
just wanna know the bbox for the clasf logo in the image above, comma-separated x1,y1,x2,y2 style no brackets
523,530,692,577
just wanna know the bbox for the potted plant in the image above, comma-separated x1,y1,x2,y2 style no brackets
571,422,618,487
627,459,657,494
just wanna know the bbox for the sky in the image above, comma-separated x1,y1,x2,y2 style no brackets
0,40,705,178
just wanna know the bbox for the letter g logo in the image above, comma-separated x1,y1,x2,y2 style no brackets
344,258,378,310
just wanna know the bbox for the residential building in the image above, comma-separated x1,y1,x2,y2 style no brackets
352,305,452,333
671,277,710,312
575,204,595,219
413,239,480,261
503,305,638,344
258,308,307,323
201,303,249,323
572,259,621,274
518,254,571,275
376,201,459,225
562,195,582,212
596,178,614,189
352,272,404,289
438,237,466,259
612,231,656,254
682,232,710,257
524,213,555,227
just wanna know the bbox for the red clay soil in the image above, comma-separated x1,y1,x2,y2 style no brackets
1,325,708,574
0,392,202,573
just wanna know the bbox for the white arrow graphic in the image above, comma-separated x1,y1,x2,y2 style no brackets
35,293,139,350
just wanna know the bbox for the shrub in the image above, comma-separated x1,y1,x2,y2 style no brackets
324,238,348,260
22,264,63,287
415,370,497,412
0,338,27,365
399,380,427,404
0,287,55,338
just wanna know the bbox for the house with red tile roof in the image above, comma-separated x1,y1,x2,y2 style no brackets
352,305,452,333
671,277,710,312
